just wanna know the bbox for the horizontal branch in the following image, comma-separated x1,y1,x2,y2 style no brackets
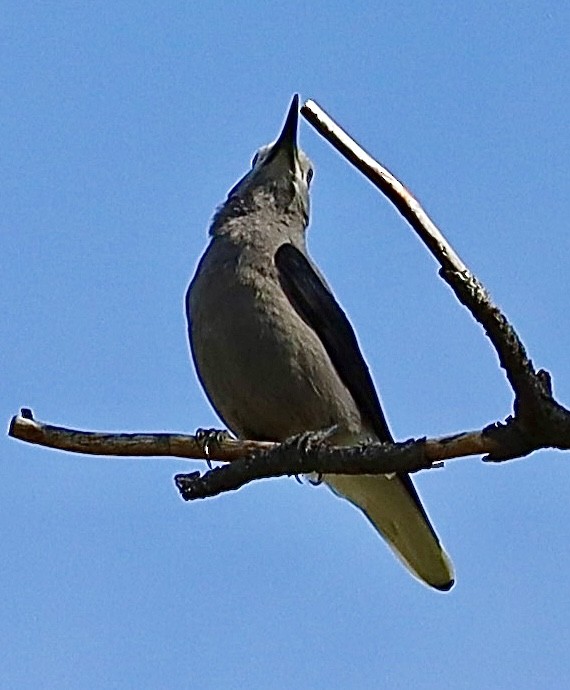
7,409,513,466
8,409,273,461
9,408,565,501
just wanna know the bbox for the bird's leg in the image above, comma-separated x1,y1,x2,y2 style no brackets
291,425,340,486
195,427,233,468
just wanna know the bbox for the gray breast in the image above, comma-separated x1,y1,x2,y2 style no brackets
187,237,364,441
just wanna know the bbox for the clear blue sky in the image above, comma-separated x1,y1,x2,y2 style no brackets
3,3,570,688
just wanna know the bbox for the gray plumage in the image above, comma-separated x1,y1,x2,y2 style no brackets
186,95,454,590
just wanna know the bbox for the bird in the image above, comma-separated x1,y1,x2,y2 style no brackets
185,94,454,590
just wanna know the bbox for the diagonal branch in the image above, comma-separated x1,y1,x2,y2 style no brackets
300,99,552,418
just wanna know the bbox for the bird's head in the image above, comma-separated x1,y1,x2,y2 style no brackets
225,94,314,220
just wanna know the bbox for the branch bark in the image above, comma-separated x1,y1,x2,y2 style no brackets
8,408,274,462
300,100,545,408
8,406,569,501
7,98,570,500
300,99,570,442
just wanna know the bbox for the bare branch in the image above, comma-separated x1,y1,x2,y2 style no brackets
8,100,570,503
174,418,568,499
8,409,514,467
300,99,550,414
10,407,570,501
8,409,274,462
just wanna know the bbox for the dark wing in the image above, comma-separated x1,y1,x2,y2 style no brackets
275,242,438,538
275,242,392,442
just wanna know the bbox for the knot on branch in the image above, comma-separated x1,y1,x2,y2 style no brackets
483,397,570,460
482,418,539,461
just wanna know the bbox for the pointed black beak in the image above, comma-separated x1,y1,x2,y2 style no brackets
264,94,299,166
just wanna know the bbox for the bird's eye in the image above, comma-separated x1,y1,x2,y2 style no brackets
306,168,314,185
251,152,259,167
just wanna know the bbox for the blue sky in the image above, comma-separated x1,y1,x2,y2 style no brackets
3,2,570,688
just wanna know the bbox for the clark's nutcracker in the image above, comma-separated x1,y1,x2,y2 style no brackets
186,95,454,590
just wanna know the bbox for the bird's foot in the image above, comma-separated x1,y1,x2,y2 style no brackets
292,425,339,486
195,427,232,468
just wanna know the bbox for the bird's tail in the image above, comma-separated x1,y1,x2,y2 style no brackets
325,473,454,591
